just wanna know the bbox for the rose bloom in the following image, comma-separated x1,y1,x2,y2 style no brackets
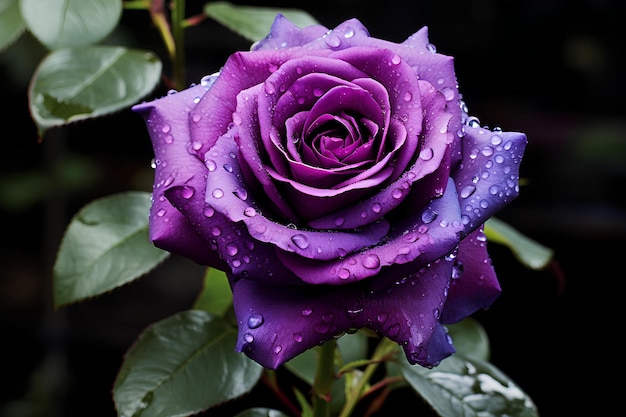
134,16,526,369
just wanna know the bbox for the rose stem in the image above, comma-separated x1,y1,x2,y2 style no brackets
312,339,337,417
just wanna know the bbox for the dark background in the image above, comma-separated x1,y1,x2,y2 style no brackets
1,0,624,416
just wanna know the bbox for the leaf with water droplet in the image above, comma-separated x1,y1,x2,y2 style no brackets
29,46,162,139
53,191,169,308
398,348,538,417
113,310,263,417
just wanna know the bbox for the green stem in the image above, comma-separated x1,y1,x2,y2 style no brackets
338,337,397,417
170,0,186,90
312,339,337,417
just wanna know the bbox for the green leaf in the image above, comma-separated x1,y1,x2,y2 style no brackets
193,267,233,316
0,0,25,52
234,409,289,417
28,45,162,138
204,2,319,42
19,0,122,50
399,354,539,417
485,217,554,270
446,318,491,361
53,191,169,308
114,310,263,417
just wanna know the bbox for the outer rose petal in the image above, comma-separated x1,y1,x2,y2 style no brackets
252,14,331,51
441,225,501,323
453,126,527,236
232,256,456,369
132,83,225,268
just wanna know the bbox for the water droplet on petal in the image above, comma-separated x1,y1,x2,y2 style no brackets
291,233,310,249
301,308,313,317
247,314,264,329
421,208,438,224
181,186,195,199
338,268,350,280
293,333,303,342
363,254,380,269
244,333,254,343
233,188,248,200
212,188,224,199
460,185,476,199
226,244,238,256
419,147,434,161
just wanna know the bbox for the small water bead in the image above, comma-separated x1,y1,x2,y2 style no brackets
495,154,505,164
291,234,310,249
273,345,282,354
223,163,233,173
192,113,202,123
489,185,499,195
421,208,438,224
226,244,238,257
212,188,224,199
211,226,222,237
343,28,355,38
426,43,437,53
334,216,345,226
313,88,324,97
460,185,476,199
243,207,256,217
293,333,303,342
392,188,403,199
191,141,202,150
181,186,195,199
156,208,166,217
391,54,401,65
301,308,313,317
465,116,481,128
371,202,382,213
324,33,341,48
232,259,241,267
377,312,388,323
481,146,494,157
247,314,264,329
264,81,276,95
161,123,171,133
243,333,254,343
403,91,413,102
338,268,351,280
233,188,248,200
164,134,173,144
419,147,434,160
490,135,502,146
314,323,330,334
451,262,464,279
440,87,455,101
362,254,380,269
480,200,489,209
347,308,363,319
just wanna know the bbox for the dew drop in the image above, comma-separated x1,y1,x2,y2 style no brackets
212,188,224,199
338,268,350,280
301,308,313,317
243,207,256,217
291,233,310,249
247,314,264,329
243,333,254,343
156,208,166,217
211,226,222,237
403,91,413,102
226,244,238,256
419,147,434,161
421,208,438,224
362,254,380,269
377,312,388,322
371,202,382,213
233,188,248,200
181,186,195,199
391,54,401,65
460,185,476,199
293,333,303,342
274,345,282,354
205,159,217,171
313,88,324,97
314,323,330,334
392,188,403,199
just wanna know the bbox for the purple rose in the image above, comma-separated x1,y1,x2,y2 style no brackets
133,16,526,369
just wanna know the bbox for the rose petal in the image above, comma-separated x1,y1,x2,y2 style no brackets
441,225,501,323
232,256,456,369
252,14,330,51
206,131,391,262
132,84,227,267
453,126,527,235
308,80,452,230
277,178,464,285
